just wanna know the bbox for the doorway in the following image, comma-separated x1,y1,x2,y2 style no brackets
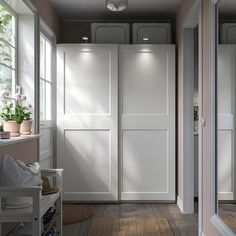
180,3,202,234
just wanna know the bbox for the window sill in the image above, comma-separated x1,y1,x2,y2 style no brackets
0,134,41,147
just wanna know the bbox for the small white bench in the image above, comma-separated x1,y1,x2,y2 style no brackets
0,169,63,236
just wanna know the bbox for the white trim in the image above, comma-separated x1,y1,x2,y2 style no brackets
39,18,57,169
181,0,204,234
182,0,202,217
0,134,41,147
198,0,203,235
177,196,184,213
211,215,235,236
209,0,217,219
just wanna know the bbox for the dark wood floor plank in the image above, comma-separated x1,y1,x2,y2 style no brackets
77,218,93,235
167,204,182,215
171,214,198,236
63,203,198,236
104,204,121,219
219,203,236,234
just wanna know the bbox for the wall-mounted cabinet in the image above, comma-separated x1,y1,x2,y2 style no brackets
91,23,130,44
132,23,171,44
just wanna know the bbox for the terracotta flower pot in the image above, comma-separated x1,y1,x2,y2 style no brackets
20,119,32,135
3,121,21,137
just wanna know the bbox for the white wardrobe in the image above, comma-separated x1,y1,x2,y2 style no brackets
217,45,236,200
57,44,175,201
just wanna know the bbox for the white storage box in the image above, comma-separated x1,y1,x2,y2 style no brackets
91,23,130,44
132,23,171,44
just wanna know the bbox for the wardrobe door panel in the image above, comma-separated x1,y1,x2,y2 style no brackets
57,44,118,201
120,45,175,201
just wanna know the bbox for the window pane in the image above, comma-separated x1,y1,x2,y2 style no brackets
45,81,51,120
0,5,15,46
40,33,52,121
40,79,46,121
45,39,52,82
0,4,16,105
40,34,45,78
0,40,15,68
0,64,14,91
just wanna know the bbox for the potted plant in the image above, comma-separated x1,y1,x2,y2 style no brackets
0,102,22,137
0,90,19,137
19,104,32,135
0,90,32,136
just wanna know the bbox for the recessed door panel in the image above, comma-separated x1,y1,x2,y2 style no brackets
122,130,168,193
64,50,111,115
122,51,168,115
120,45,175,201
57,44,118,201
63,130,111,194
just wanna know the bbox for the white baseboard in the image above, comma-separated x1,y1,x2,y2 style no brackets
211,214,235,236
177,196,184,213
218,192,233,201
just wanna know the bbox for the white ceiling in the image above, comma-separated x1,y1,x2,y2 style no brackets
50,0,181,21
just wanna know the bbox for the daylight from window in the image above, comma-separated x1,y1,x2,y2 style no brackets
40,33,52,121
0,3,16,94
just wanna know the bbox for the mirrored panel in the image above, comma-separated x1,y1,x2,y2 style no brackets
217,0,236,233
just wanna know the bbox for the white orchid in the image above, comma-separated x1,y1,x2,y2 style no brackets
0,89,32,123
0,90,10,99
15,92,26,102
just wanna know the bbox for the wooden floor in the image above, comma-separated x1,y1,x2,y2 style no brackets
63,204,198,236
219,203,236,233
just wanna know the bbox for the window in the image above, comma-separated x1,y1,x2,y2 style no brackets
40,33,52,122
0,3,16,94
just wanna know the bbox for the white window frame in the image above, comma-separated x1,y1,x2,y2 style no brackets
39,19,56,128
0,0,17,96
39,18,56,169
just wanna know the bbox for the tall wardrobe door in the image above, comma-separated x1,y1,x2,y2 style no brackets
218,46,235,200
57,44,118,201
119,45,176,201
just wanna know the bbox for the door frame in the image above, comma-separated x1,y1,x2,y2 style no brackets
180,0,203,234
210,1,236,235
